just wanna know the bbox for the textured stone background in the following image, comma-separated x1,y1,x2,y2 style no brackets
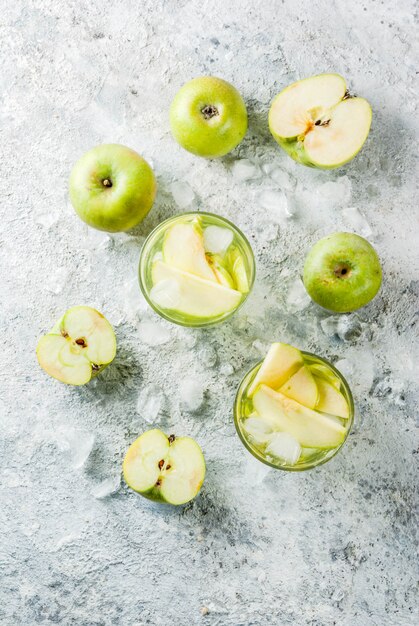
0,1,418,624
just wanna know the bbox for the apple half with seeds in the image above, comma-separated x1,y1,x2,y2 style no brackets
269,74,372,169
123,429,206,505
36,306,116,385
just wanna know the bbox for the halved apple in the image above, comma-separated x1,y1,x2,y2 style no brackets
269,74,372,169
314,377,349,419
36,306,116,385
253,385,346,449
123,429,205,505
279,365,318,409
151,260,242,318
248,342,304,396
162,221,217,282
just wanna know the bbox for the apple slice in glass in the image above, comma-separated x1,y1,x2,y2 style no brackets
36,306,116,385
123,429,205,505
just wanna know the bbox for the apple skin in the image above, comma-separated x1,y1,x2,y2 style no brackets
69,144,157,232
170,76,247,158
303,232,382,312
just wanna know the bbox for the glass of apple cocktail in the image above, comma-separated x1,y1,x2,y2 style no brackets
139,212,255,327
234,343,354,471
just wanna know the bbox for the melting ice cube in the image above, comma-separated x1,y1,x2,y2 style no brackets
203,225,234,254
56,427,95,469
269,168,296,191
138,322,172,346
286,278,311,312
92,475,121,499
150,279,181,310
44,267,69,294
136,384,165,423
266,432,301,465
179,379,204,412
243,416,272,445
259,189,292,225
231,159,260,181
170,181,195,208
341,207,372,238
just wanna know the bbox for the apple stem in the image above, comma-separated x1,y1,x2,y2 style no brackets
201,105,218,120
92,364,100,371
102,178,112,188
168,434,176,444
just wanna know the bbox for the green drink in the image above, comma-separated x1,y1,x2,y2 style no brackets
139,212,255,327
234,343,354,471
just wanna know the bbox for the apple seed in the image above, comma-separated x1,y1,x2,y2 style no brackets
158,459,164,470
75,338,87,347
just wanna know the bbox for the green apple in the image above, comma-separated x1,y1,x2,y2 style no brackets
36,306,116,385
248,342,304,396
314,377,349,419
170,76,248,158
269,74,372,169
279,366,318,409
253,385,346,449
303,232,382,312
123,429,205,505
69,144,156,232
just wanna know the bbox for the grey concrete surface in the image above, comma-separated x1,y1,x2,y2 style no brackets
0,1,418,624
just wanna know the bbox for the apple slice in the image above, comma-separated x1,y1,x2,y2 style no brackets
206,254,235,288
309,363,341,389
269,74,372,169
36,306,116,385
253,385,346,449
162,222,217,282
314,377,349,419
151,261,242,318
279,365,318,409
248,342,304,396
227,247,250,293
123,429,205,505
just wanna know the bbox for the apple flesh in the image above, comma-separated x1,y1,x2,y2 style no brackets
314,377,349,419
279,365,318,409
303,232,382,312
36,306,116,385
123,429,205,505
170,76,248,158
69,144,156,232
248,342,303,396
269,74,372,169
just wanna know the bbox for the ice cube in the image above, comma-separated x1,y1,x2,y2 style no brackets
197,345,217,368
243,416,272,445
34,209,60,228
56,427,95,469
136,384,165,423
244,454,272,484
79,225,112,251
316,176,352,209
321,316,340,338
92,475,121,499
203,225,234,254
286,278,311,312
44,267,69,294
231,159,260,181
170,181,195,208
259,189,292,225
269,168,296,191
266,432,301,465
259,222,278,242
341,207,372,237
219,363,234,377
179,379,204,412
150,279,181,310
124,278,149,318
337,315,363,342
138,322,172,346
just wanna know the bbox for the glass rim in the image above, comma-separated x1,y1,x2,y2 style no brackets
138,211,256,328
233,351,355,472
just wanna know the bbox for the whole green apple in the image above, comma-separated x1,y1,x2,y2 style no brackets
170,76,247,158
303,232,382,312
269,74,372,169
69,144,157,232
